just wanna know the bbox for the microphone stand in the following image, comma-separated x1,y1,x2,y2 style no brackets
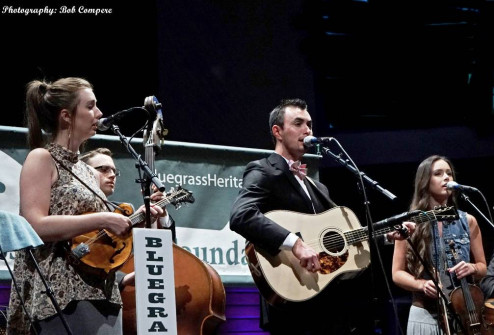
460,193,494,229
318,143,397,333
320,147,397,201
110,124,165,228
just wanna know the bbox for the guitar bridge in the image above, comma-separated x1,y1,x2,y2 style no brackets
72,243,90,259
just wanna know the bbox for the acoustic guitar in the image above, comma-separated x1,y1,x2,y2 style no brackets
69,186,194,275
246,205,458,306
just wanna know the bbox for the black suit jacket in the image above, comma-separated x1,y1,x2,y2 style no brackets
230,152,335,256
481,253,494,299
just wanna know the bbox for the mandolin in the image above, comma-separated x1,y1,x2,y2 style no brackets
69,186,194,275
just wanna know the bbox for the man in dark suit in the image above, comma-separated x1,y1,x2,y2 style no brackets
230,99,412,334
480,253,494,299
230,99,330,267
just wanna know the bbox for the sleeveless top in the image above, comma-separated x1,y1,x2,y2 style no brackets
7,143,122,335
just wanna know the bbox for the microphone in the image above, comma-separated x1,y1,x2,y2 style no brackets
97,107,141,131
143,96,161,122
372,210,422,230
446,181,478,193
303,136,333,148
98,96,162,131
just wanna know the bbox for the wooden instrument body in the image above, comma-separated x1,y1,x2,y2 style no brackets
71,230,132,274
482,299,494,335
120,244,226,335
69,189,193,275
70,203,134,275
448,241,488,335
450,284,488,335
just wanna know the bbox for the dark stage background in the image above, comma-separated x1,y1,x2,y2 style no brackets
2,0,494,333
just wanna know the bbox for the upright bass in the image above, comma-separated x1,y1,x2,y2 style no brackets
120,96,226,335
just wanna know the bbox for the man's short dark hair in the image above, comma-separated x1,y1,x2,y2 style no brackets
268,98,307,144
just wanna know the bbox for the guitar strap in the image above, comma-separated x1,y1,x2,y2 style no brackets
304,177,325,213
305,176,337,211
50,154,113,212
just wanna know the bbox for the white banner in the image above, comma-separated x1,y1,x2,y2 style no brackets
0,126,321,284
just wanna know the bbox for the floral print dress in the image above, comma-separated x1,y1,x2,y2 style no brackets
7,143,122,334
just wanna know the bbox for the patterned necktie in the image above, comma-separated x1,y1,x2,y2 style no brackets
288,160,307,180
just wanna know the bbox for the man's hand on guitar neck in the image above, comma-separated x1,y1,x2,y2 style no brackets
150,189,173,228
133,190,169,228
385,221,416,243
150,186,171,224
292,238,321,272
133,203,165,225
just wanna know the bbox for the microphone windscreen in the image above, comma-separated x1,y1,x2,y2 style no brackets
303,136,316,148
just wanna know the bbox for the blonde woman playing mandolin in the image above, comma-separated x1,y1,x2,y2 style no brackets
8,77,135,335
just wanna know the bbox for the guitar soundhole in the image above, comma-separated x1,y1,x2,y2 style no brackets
321,231,346,254
316,230,349,274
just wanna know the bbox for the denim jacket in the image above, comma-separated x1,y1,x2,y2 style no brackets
431,210,470,293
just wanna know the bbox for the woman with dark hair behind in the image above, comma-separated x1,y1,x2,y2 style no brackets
392,155,486,334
